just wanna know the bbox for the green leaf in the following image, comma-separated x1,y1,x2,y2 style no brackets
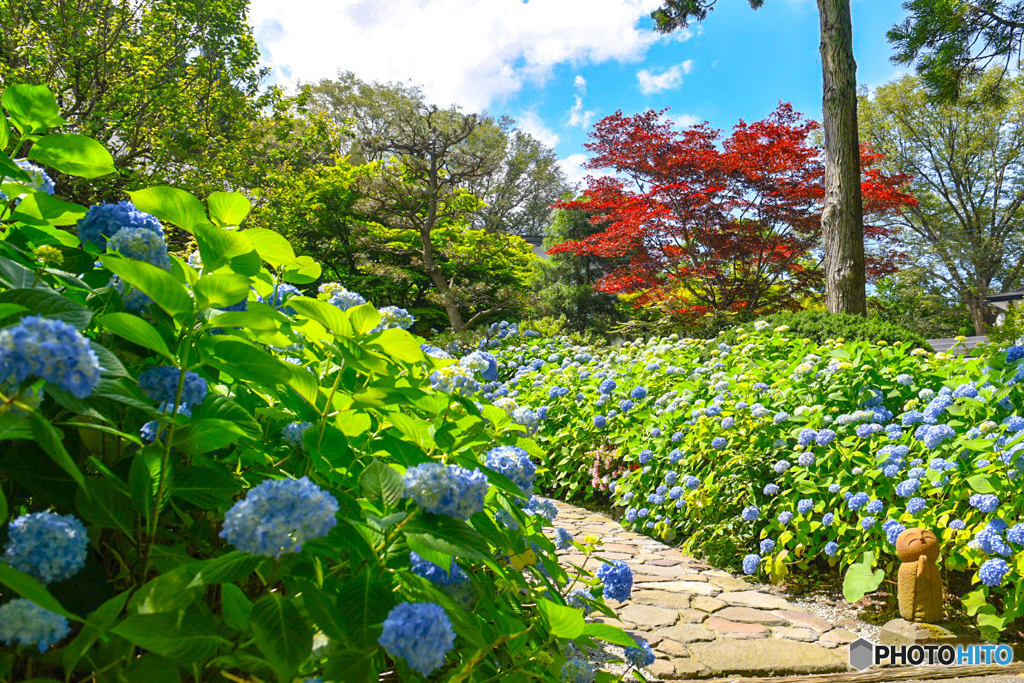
28,133,115,178
242,228,296,266
2,84,66,134
207,192,251,227
962,588,990,616
205,310,279,332
0,113,9,149
10,193,88,226
75,478,134,535
843,562,885,603
358,459,404,507
131,553,262,615
129,446,171,522
220,583,253,633
193,223,259,275
127,186,212,232
536,599,585,638
98,312,174,360
250,594,312,683
121,655,182,683
172,464,240,508
194,272,251,309
367,328,425,364
286,297,354,336
189,396,261,442
348,304,381,335
0,486,6,525
300,583,349,641
29,410,86,491
62,591,129,672
966,474,999,494
405,535,452,571
279,255,322,284
101,254,193,318
172,419,248,455
201,338,294,384
0,154,29,183
111,609,230,666
582,622,639,647
0,563,81,622
0,288,92,329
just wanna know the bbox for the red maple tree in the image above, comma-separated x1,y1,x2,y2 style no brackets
549,103,915,320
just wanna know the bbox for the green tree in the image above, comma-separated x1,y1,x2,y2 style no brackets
889,1,1024,103
651,0,867,316
859,72,1024,334
533,205,622,333
869,269,973,339
469,130,571,237
0,0,332,212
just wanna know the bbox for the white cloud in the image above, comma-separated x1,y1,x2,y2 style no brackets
636,61,694,95
667,113,701,129
250,0,687,111
574,75,587,93
567,71,596,129
516,111,560,148
558,153,591,190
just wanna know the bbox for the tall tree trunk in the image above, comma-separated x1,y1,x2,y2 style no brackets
818,0,866,315
418,227,466,331
967,297,987,336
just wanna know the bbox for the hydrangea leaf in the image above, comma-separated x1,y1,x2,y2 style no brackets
193,223,259,275
111,609,231,666
10,192,87,226
842,560,885,603
250,594,312,683
285,297,354,337
194,273,251,310
1,84,66,135
241,228,297,267
220,584,253,633
966,474,999,494
101,254,193,318
279,255,321,284
28,133,115,178
129,447,171,523
172,465,241,508
127,186,212,233
346,303,381,336
98,313,174,361
582,622,639,648
172,419,249,456
536,599,585,639
0,563,82,623
0,288,92,329
358,459,404,508
366,328,426,365
206,191,251,227
61,591,130,673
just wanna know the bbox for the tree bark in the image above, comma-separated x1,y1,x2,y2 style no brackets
818,0,866,315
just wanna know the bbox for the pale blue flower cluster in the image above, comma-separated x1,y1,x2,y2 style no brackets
561,658,596,683
0,316,101,398
371,306,415,333
137,366,207,407
624,637,656,667
460,351,498,381
742,553,760,575
0,599,69,652
327,288,367,311
484,445,536,496
1,159,55,198
78,201,164,249
107,227,171,270
429,365,480,395
741,505,759,522
596,560,633,601
760,538,776,553
555,527,574,549
404,463,488,520
3,512,88,583
378,601,455,676
970,494,1000,513
220,477,339,558
979,558,1009,587
283,421,312,447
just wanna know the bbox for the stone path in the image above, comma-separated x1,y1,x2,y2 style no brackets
550,500,858,680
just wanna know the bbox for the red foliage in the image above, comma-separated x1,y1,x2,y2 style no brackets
549,104,916,319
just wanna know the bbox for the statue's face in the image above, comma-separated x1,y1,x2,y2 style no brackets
896,527,939,562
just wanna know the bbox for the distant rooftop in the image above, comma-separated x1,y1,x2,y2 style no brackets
986,289,1024,311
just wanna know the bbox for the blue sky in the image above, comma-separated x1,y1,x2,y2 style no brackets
248,0,910,186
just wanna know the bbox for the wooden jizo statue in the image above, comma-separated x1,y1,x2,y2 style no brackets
895,527,944,623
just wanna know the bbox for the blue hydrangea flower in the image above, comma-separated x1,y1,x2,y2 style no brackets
711,436,727,450
0,599,70,652
137,366,207,407
430,365,479,395
624,637,656,668
521,496,559,522
596,560,633,601
561,658,596,683
778,511,794,525
625,508,638,523
774,411,790,424
1007,523,1024,546
822,513,834,527
824,541,838,557
283,421,311,448
763,483,779,495
403,463,486,520
593,415,607,428
671,431,683,442
896,374,913,386
815,429,836,446
638,449,653,465
371,306,415,333
760,538,776,553
773,460,791,474
741,505,759,522
637,508,650,519
3,512,88,584
883,519,906,545
668,486,684,500
77,201,164,249
410,551,468,587
866,499,884,515
485,445,535,496
220,477,339,558
566,588,595,613
742,553,761,575
969,494,1000,513
378,602,455,676
848,492,870,511
684,475,700,489
798,429,818,446
327,288,367,311
829,483,841,493
3,159,55,197
950,519,966,530
906,497,927,515
0,316,101,398
979,558,1010,587
599,378,616,394
460,351,498,381
630,386,648,400
797,499,813,515
107,227,170,270
895,479,921,498
555,527,574,550
975,524,1012,557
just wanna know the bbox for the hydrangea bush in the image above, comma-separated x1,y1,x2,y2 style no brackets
0,85,646,681
486,323,1024,637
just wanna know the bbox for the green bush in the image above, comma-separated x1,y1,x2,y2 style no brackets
715,310,929,349
0,84,644,682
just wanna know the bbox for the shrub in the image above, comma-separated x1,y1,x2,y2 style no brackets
0,84,646,682
488,322,1024,638
715,310,929,349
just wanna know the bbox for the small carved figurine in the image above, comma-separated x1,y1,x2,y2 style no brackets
895,527,944,623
